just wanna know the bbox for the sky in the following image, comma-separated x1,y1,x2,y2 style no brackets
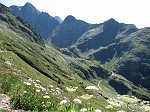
1,0,150,28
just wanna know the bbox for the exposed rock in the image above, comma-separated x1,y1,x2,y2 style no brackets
0,94,11,110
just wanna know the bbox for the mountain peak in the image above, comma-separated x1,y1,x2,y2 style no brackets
104,18,118,24
24,2,34,7
103,18,119,30
64,15,76,23
23,2,39,13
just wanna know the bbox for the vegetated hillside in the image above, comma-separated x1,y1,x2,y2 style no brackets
102,28,150,90
9,2,60,39
0,3,150,112
74,24,150,90
49,15,100,48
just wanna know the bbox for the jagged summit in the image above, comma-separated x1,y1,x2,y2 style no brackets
24,2,34,7
22,2,40,14
104,18,117,23
64,15,76,22
103,18,119,28
23,2,38,10
102,18,120,37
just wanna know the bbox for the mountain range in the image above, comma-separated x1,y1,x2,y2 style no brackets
0,2,150,112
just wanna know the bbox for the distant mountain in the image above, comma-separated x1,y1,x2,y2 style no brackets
9,2,59,39
49,15,99,48
54,16,62,23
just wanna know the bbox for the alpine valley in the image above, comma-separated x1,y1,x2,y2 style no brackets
0,2,150,112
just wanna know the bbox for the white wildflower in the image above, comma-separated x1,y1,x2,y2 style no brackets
73,98,82,104
107,99,121,107
56,87,60,90
80,108,87,112
36,80,41,83
117,110,126,112
24,82,32,86
95,109,102,112
36,89,40,92
118,95,140,104
47,101,51,104
105,105,113,109
34,84,41,88
60,100,68,105
49,90,52,93
66,86,78,92
41,87,46,91
85,86,99,90
43,95,50,99
28,78,33,82
140,102,144,105
80,94,94,100
134,104,137,106
139,105,150,111
49,85,53,88
51,89,54,91
23,91,27,93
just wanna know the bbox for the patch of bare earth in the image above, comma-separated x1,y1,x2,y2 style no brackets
0,94,26,112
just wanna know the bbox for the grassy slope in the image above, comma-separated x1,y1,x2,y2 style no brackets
103,27,150,91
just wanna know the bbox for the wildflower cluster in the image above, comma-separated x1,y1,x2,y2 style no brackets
59,85,102,112
104,94,150,112
9,77,60,111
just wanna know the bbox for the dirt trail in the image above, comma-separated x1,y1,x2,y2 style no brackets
0,94,11,110
0,94,26,112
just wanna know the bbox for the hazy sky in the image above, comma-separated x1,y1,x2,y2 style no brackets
1,0,150,28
